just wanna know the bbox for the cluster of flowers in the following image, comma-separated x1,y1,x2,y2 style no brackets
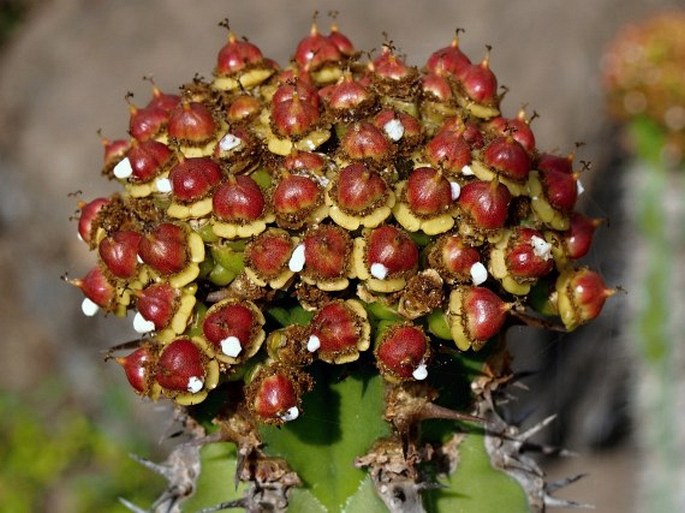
70,20,612,424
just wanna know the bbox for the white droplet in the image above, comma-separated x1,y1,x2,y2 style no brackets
370,262,389,280
133,311,156,333
219,133,242,152
449,181,461,201
155,177,172,193
530,235,552,260
307,334,321,352
187,376,204,394
113,157,133,179
383,118,404,142
279,406,300,422
461,165,474,176
288,243,306,272
470,262,488,285
576,179,585,196
220,336,243,358
412,362,428,381
81,297,100,317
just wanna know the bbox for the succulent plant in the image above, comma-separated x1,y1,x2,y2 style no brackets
603,10,685,167
69,17,612,513
602,12,684,512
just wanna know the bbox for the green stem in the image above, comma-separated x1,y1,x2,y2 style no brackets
633,149,678,512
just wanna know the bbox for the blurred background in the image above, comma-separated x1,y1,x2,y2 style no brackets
0,0,683,511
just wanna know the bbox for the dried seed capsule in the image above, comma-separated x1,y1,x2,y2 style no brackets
211,174,274,239
459,53,498,106
528,167,579,230
427,233,486,285
327,163,394,230
202,299,266,363
139,223,204,287
101,137,131,177
447,286,511,351
425,130,472,176
134,283,195,340
556,267,614,331
352,224,419,293
323,72,373,118
213,32,276,91
340,121,392,163
272,91,322,139
77,197,110,245
247,365,313,424
489,227,555,295
168,101,218,147
375,324,431,382
244,228,296,288
155,337,219,405
216,33,264,76
266,325,313,366
306,299,370,363
393,166,456,235
397,269,445,319
116,345,157,395
128,102,168,142
481,136,531,184
562,213,602,260
139,224,188,275
299,224,353,291
167,157,222,218
425,36,471,78
98,230,143,280
372,109,422,151
294,22,343,72
68,265,119,316
272,172,328,229
457,179,512,236
121,140,176,197
485,112,536,154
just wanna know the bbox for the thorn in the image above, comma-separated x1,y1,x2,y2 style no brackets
419,402,484,424
118,497,149,513
197,499,248,512
129,453,173,480
546,473,586,494
509,309,567,332
234,449,248,490
517,414,556,441
417,480,446,491
544,495,594,509
102,339,146,361
520,440,577,458
511,381,530,391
